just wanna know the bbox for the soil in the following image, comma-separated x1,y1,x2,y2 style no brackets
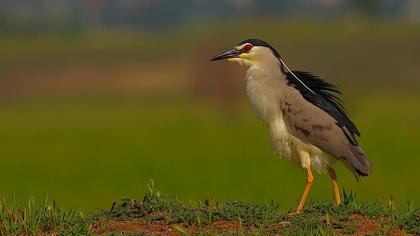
93,214,407,235
337,214,404,236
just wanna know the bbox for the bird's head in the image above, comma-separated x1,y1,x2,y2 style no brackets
211,39,281,67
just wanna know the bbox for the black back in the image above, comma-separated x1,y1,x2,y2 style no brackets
285,71,360,145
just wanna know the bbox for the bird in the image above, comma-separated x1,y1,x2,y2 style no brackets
211,39,372,214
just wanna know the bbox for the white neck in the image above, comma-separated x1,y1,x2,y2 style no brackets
245,61,287,124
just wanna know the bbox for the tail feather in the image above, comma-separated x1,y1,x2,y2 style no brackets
349,145,372,177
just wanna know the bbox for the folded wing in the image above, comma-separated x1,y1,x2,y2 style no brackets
283,71,372,177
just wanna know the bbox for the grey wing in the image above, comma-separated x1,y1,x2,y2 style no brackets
282,90,372,177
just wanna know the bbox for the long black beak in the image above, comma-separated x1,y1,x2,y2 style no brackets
211,48,240,61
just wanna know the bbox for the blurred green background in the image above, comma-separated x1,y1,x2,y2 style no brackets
0,1,419,211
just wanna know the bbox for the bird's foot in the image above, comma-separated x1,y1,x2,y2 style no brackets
287,210,301,216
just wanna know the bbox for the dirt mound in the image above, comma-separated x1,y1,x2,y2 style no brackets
93,214,406,235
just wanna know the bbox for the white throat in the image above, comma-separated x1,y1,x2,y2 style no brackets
245,63,286,124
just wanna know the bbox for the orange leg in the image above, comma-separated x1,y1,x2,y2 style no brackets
327,166,341,206
295,167,313,213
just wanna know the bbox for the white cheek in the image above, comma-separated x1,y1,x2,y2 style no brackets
228,58,252,67
228,58,241,63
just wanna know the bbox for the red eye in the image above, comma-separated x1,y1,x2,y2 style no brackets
243,44,253,52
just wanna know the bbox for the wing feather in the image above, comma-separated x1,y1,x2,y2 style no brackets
285,71,360,143
282,80,372,177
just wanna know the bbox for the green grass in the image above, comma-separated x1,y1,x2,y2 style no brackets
1,182,418,235
90,181,419,235
0,195,91,235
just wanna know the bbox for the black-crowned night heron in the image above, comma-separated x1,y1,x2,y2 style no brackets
211,39,372,213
